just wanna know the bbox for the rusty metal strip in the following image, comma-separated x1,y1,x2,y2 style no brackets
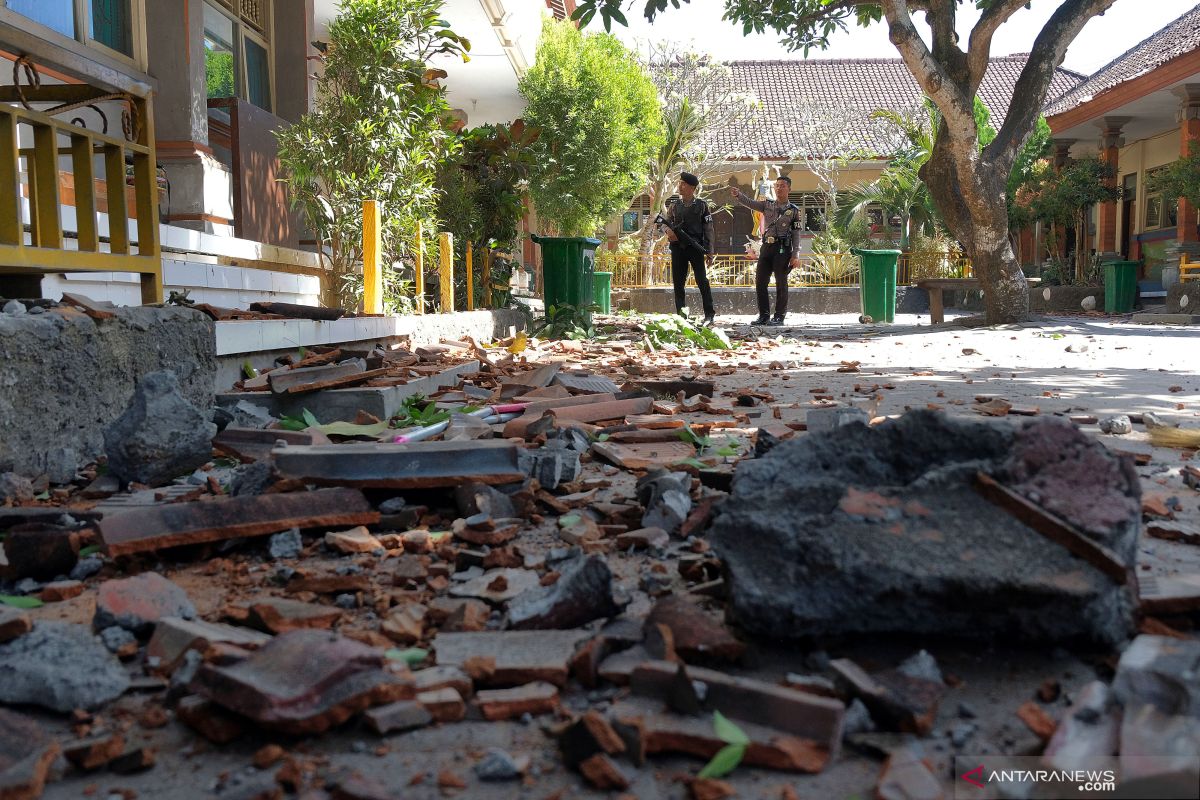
97,488,377,557
973,472,1128,584
272,440,525,488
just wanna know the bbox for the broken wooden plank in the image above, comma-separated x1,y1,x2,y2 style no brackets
553,373,622,395
212,427,329,463
628,380,716,398
973,472,1128,584
272,440,525,488
552,397,654,425
96,488,378,557
249,301,344,320
59,291,116,320
591,440,695,470
268,362,381,395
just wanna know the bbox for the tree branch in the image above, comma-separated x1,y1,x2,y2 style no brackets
967,0,1033,92
987,0,1117,168
927,0,958,60
882,0,975,140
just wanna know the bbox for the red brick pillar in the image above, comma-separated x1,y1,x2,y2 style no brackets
1176,85,1200,243
1096,118,1128,257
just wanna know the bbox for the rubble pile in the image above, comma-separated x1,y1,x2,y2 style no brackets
0,319,1197,798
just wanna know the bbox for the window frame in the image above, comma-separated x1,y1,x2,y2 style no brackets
0,0,145,69
203,0,274,113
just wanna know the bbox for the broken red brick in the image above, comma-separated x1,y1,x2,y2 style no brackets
325,526,382,554
243,598,341,634
253,745,286,770
417,688,466,723
97,488,379,556
1017,702,1057,741
63,730,125,771
380,604,426,645
645,595,745,664
39,579,85,602
475,681,559,721
631,661,844,751
191,630,413,734
0,607,32,643
138,707,169,729
830,659,942,736
433,630,592,688
146,617,271,674
578,753,631,791
559,711,626,768
0,709,61,799
412,666,473,698
108,747,156,775
175,696,246,744
363,701,433,735
436,770,467,789
689,778,735,800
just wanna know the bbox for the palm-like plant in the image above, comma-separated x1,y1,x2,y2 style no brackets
836,159,937,249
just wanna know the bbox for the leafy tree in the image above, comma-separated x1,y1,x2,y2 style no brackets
1011,156,1117,281
275,0,468,309
438,120,541,307
635,43,760,278
521,19,663,237
573,0,1121,323
205,51,234,98
837,158,936,248
1147,142,1200,210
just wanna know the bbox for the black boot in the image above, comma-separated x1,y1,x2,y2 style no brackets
752,315,770,325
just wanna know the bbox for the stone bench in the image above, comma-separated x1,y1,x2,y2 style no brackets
916,278,978,324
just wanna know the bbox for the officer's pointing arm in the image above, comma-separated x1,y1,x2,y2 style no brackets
732,187,766,213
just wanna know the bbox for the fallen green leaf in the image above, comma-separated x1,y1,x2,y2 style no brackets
302,409,321,428
316,420,393,439
698,743,746,779
78,544,102,558
558,514,581,528
385,647,429,665
713,710,750,746
0,594,43,609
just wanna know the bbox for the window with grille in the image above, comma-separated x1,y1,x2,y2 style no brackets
204,0,272,112
4,0,136,60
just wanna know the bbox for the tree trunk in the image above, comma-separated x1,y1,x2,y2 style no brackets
921,130,1029,324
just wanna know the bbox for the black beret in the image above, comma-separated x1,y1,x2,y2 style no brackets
680,172,699,187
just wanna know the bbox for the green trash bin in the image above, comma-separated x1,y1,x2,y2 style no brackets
850,247,901,323
1103,260,1139,313
531,234,602,321
593,271,613,314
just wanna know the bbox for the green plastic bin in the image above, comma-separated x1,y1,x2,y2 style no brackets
593,271,613,314
531,235,601,321
1103,260,1139,313
850,247,901,323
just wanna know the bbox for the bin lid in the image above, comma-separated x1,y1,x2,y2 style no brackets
849,247,902,255
1101,260,1140,267
530,234,603,246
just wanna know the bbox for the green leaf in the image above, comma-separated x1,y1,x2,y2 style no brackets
242,360,257,379
698,743,746,779
33,491,50,501
673,457,710,470
558,514,581,528
712,710,750,746
78,545,102,558
385,647,429,665
0,594,44,609
317,420,393,438
302,409,321,428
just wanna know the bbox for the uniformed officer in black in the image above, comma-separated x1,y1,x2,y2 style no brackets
731,175,803,325
660,172,716,325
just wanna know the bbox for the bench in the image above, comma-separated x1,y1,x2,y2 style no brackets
917,277,1043,323
917,278,979,324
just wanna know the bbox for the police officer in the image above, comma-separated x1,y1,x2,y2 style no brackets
660,172,716,326
732,175,803,325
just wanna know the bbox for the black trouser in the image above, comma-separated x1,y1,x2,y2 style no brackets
670,245,714,318
756,241,792,318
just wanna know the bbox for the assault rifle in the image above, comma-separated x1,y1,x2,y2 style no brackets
655,211,709,255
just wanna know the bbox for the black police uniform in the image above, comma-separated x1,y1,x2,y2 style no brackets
664,197,716,320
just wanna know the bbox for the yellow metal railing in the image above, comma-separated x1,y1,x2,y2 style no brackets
1,99,161,302
1182,252,1200,282
603,252,973,289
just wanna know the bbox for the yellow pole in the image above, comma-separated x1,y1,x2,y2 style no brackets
362,200,382,314
465,240,474,311
414,220,425,314
439,231,454,312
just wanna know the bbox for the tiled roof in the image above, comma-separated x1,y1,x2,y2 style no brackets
700,55,1084,160
1045,3,1200,117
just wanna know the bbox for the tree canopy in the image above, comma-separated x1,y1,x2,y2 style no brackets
521,19,663,237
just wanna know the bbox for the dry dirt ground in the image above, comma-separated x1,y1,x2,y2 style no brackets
14,311,1200,800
